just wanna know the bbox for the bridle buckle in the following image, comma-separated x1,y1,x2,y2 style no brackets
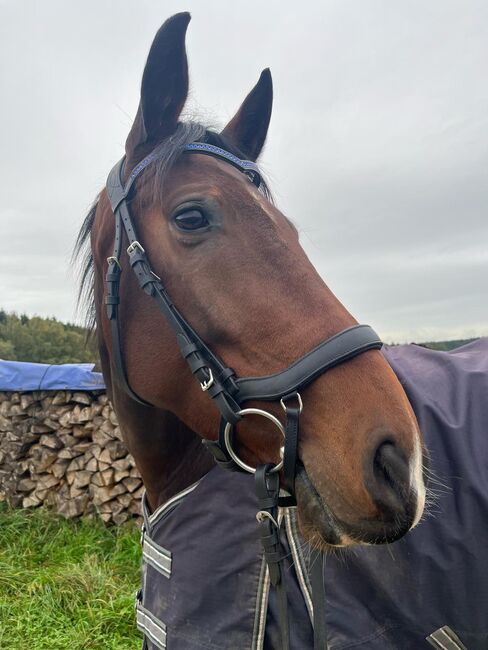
106,256,121,269
280,392,303,414
127,240,145,255
200,368,214,392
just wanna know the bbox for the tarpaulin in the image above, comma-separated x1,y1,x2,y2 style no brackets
0,359,105,391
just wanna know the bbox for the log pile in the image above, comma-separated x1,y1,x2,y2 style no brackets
0,390,143,525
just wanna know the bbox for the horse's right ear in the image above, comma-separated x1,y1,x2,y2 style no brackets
126,12,191,155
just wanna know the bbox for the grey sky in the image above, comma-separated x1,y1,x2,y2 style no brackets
1,0,487,343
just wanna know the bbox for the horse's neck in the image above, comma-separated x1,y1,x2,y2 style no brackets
113,387,215,510
97,339,214,511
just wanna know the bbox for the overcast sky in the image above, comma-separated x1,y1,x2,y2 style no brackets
1,0,487,343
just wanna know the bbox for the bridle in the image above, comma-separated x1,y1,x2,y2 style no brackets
104,141,383,650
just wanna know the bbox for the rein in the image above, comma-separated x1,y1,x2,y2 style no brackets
104,142,383,649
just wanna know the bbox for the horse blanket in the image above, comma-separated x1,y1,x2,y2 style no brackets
137,339,488,649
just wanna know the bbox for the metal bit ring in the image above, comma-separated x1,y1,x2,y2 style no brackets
223,408,285,474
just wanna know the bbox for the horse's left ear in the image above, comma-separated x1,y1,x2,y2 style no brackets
221,68,273,161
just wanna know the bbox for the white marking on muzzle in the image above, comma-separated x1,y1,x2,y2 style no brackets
410,435,426,528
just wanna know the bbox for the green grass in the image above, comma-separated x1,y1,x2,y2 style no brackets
0,503,142,649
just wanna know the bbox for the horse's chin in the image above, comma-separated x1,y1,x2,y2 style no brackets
294,463,349,550
294,462,414,551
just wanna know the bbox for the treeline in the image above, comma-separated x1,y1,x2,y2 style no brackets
0,309,479,365
419,339,477,351
0,311,98,365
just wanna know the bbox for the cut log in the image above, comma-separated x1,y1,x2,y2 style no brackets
72,440,92,454
41,396,53,411
112,512,129,525
66,471,76,486
85,457,98,473
22,494,42,508
67,456,86,472
92,429,113,446
52,391,69,405
91,483,125,505
69,485,87,499
72,425,90,439
133,485,145,500
58,497,86,518
72,471,92,489
36,474,60,490
43,417,60,430
97,448,112,465
37,450,59,472
112,458,131,472
58,412,72,428
71,392,92,405
58,434,78,448
128,500,142,515
58,448,82,460
122,477,142,493
117,493,133,508
17,478,36,492
39,434,63,450
51,460,70,479
100,420,115,436
106,440,127,461
20,394,34,410
91,469,114,488
114,469,130,483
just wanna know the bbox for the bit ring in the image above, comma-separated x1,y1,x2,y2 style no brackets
223,408,285,474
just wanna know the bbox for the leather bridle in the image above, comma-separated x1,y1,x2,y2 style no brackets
104,141,383,650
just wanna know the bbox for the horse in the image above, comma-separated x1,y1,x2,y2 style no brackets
74,12,431,649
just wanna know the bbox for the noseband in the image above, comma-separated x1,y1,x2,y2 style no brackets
105,141,383,650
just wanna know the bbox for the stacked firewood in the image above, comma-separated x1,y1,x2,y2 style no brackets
0,390,143,525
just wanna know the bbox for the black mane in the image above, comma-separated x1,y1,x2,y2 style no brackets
73,122,272,331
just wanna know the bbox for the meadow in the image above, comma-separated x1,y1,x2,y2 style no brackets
0,504,141,649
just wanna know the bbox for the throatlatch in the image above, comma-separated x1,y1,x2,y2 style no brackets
104,141,383,650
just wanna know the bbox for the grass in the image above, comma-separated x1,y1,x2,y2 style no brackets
0,503,142,649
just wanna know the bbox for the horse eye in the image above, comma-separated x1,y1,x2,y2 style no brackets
174,209,209,231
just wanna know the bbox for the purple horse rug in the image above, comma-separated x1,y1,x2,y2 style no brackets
137,339,488,649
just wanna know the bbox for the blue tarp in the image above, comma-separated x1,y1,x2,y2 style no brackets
0,359,106,391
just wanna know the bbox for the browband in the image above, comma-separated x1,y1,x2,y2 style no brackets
184,143,261,186
107,142,261,214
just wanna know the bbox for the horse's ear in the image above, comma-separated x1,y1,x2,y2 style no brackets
221,69,273,161
126,12,190,154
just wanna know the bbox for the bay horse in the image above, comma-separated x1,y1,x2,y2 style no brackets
75,12,427,649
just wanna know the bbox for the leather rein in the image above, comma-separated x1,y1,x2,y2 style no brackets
104,141,383,650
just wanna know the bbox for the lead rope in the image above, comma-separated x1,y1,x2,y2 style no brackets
255,394,328,650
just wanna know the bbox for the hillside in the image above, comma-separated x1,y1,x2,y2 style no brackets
0,311,98,366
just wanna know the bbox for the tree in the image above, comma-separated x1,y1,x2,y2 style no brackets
0,311,98,365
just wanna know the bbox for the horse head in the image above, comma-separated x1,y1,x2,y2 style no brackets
84,12,425,549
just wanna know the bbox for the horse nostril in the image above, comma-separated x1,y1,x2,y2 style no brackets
369,441,411,519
